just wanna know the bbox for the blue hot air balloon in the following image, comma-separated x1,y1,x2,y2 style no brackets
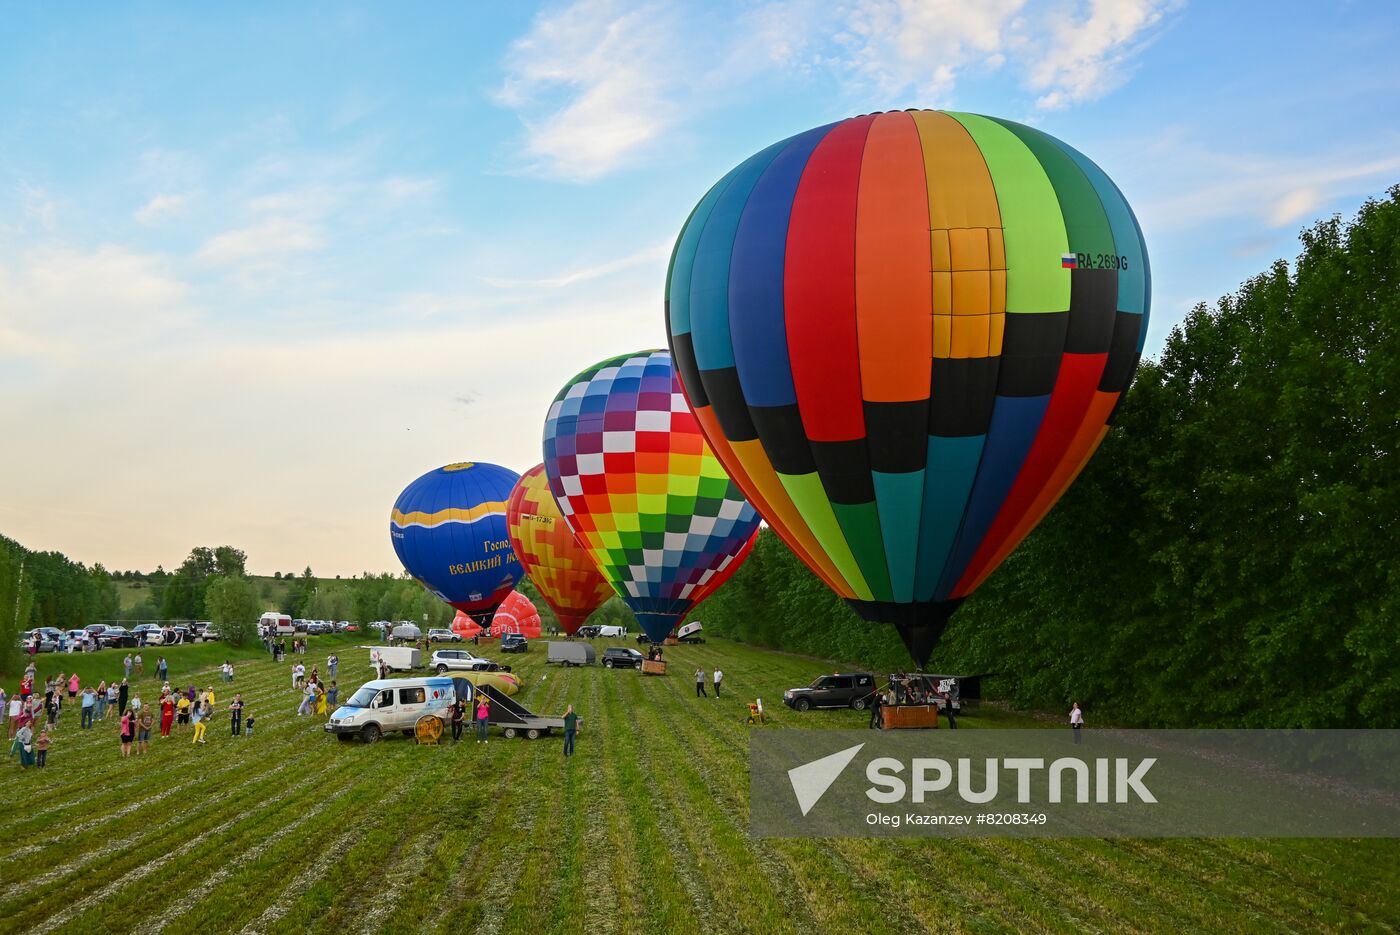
390,462,524,618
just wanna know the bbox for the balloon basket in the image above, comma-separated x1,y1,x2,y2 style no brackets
878,705,939,730
640,660,668,676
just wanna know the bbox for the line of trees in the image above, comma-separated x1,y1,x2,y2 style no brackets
700,188,1399,729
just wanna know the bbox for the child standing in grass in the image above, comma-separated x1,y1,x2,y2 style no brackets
35,727,50,768
244,713,254,738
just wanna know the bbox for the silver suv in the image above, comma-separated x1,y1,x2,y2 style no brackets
430,648,492,674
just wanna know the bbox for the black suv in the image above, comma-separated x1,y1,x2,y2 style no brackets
783,673,877,711
500,633,528,653
602,647,644,669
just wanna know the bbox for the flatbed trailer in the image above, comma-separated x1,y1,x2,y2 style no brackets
478,683,578,739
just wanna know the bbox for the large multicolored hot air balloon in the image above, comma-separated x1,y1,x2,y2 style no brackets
665,109,1150,666
390,462,524,618
542,349,762,643
506,464,614,635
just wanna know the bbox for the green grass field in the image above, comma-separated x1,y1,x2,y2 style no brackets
3,635,1397,934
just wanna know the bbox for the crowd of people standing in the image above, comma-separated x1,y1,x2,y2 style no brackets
6,652,255,769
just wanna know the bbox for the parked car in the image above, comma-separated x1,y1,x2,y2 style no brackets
602,647,644,669
132,623,162,644
576,625,602,639
427,628,461,643
97,626,140,649
22,632,58,653
84,624,109,636
499,633,528,653
782,672,878,711
595,625,626,638
429,648,487,673
199,629,222,642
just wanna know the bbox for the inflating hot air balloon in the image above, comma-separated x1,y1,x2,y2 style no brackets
542,349,762,643
450,610,482,640
665,110,1150,666
507,464,614,635
390,462,524,619
492,590,543,638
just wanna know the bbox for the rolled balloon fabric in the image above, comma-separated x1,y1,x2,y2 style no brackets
665,109,1150,666
390,461,524,618
507,464,614,635
542,349,761,643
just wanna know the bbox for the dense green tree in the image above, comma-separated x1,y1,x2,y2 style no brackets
204,575,260,646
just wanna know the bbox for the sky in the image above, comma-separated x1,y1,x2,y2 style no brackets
2,0,1398,577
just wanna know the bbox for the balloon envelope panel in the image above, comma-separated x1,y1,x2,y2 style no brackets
542,349,762,642
665,110,1149,665
390,462,524,616
507,463,614,635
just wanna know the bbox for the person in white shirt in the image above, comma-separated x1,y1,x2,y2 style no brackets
1070,702,1084,744
712,668,723,698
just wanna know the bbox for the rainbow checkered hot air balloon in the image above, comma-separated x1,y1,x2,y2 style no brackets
390,462,524,618
506,464,614,635
542,349,761,643
665,109,1151,666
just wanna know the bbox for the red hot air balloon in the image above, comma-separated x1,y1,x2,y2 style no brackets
491,590,542,638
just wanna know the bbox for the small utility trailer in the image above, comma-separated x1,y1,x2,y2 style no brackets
479,683,578,740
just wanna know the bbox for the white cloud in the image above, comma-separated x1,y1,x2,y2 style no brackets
498,0,681,181
135,193,190,225
496,0,1176,180
1023,0,1174,110
1126,132,1400,232
1268,187,1323,227
834,0,1026,102
196,216,324,266
481,240,671,289
0,244,195,364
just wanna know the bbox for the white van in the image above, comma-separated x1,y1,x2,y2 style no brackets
324,676,471,744
260,612,294,636
595,625,626,638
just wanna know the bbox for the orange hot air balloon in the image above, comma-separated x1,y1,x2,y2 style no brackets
491,590,542,638
506,463,614,635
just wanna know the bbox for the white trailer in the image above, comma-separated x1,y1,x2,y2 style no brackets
366,645,422,673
